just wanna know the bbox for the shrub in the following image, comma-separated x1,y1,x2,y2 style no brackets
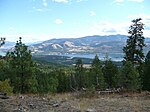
0,79,13,95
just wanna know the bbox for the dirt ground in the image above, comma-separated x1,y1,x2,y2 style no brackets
0,92,150,112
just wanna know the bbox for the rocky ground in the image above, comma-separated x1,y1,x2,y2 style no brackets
0,92,150,112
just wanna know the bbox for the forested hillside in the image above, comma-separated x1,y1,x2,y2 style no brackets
0,18,150,95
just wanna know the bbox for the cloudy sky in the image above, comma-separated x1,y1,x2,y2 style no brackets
0,0,150,43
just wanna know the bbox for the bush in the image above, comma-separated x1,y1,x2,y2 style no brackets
0,79,13,95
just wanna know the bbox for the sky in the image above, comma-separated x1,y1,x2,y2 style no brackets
0,0,150,43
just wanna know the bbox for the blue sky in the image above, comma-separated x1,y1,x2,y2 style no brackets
0,0,150,43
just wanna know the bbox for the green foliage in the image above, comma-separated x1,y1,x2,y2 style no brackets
123,18,145,74
121,61,141,91
36,70,49,93
0,27,148,94
102,55,118,88
0,79,13,95
6,37,36,93
27,74,38,93
0,59,9,81
49,75,58,93
36,69,59,93
143,51,150,91
57,69,71,92
90,55,106,89
74,59,85,89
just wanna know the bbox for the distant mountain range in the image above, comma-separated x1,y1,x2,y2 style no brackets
31,34,150,56
1,34,150,60
31,34,125,54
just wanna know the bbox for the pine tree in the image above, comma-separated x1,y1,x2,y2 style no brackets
74,58,84,90
90,54,105,89
57,69,70,92
0,59,10,81
102,55,118,88
123,18,145,72
6,37,37,93
121,61,141,91
143,51,150,91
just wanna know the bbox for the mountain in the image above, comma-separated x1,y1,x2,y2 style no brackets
30,34,150,60
32,34,129,55
1,35,150,60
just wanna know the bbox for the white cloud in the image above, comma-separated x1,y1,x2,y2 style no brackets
128,0,144,3
89,15,150,38
43,0,48,6
43,2,48,6
90,20,130,36
114,0,124,3
36,8,43,12
52,0,70,3
55,19,63,24
90,11,96,16
30,7,51,12
113,0,124,5
76,0,88,2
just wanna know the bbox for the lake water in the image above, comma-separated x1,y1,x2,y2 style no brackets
0,50,124,61
63,53,124,61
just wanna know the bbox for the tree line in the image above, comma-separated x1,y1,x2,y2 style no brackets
0,18,150,94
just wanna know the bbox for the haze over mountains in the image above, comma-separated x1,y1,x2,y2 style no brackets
1,34,150,60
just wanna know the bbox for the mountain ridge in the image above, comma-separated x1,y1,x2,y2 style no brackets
31,34,128,54
30,34,150,61
1,34,150,60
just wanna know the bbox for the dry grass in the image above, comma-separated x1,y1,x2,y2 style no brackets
52,92,150,112
0,92,150,112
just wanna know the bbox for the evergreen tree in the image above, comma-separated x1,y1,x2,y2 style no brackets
0,59,9,81
6,37,37,93
35,69,58,93
123,18,145,72
121,61,141,91
48,71,59,93
74,58,84,90
57,69,70,92
102,55,118,88
143,51,150,91
90,55,105,89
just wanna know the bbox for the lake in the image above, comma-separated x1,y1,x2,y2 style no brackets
62,53,124,61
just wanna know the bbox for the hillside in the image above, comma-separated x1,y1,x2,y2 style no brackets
1,35,150,60
32,34,127,54
31,34,150,57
